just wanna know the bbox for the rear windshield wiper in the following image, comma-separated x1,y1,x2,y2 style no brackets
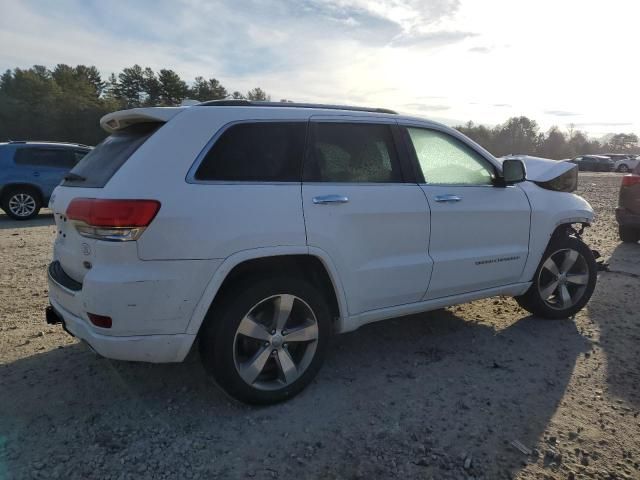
64,172,86,182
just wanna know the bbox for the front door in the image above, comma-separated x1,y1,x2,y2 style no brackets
302,119,432,315
401,126,531,300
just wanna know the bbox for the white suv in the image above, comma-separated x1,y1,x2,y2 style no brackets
47,101,597,404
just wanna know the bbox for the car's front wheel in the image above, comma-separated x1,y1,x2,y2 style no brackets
516,235,597,319
200,276,331,404
617,164,630,173
1,188,42,220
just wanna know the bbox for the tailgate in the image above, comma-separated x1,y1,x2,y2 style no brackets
50,187,99,283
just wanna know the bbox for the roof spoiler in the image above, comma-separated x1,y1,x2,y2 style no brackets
100,107,186,133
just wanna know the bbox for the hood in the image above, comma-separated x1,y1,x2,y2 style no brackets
498,155,577,182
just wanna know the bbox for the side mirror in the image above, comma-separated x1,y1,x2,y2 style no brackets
502,159,526,184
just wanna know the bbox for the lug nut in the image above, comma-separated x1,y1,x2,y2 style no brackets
272,350,277,355
282,330,287,335
271,330,276,335
264,342,269,347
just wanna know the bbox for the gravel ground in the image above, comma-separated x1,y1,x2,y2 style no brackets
1,172,639,480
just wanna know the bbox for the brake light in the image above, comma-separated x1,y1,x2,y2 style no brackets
622,175,640,186
66,198,160,241
87,312,112,329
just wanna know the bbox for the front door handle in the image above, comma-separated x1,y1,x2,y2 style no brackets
434,194,462,203
312,195,349,205
32,171,40,177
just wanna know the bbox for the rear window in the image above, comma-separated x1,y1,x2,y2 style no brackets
62,123,161,188
15,148,78,169
194,122,306,182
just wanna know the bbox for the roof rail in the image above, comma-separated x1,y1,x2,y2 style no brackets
196,99,398,115
8,140,92,148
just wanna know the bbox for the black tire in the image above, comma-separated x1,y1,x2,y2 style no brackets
617,164,630,173
619,226,640,243
515,235,597,319
1,187,42,220
199,276,331,404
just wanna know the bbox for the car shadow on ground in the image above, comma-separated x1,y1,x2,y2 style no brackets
589,242,640,408
0,308,588,479
0,212,54,230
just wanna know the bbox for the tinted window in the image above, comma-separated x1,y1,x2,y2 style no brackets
195,122,306,182
63,123,161,188
304,123,401,183
407,128,493,185
73,150,89,163
14,148,76,169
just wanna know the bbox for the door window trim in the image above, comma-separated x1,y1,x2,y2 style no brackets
186,119,309,185
398,124,501,187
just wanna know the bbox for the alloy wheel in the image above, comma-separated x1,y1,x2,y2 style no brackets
537,248,590,310
8,193,37,218
232,294,319,391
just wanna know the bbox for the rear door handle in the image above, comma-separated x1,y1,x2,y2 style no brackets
312,195,349,205
434,194,462,203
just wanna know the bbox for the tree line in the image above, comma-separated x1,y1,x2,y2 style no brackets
456,117,639,159
1,64,638,158
0,64,271,145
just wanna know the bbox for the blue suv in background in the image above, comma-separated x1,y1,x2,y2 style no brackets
0,141,91,220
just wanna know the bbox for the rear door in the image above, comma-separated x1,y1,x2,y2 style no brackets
401,125,531,300
13,147,77,198
301,118,432,315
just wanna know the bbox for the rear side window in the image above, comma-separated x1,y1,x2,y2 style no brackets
63,123,161,188
14,148,76,168
304,123,402,183
195,122,306,182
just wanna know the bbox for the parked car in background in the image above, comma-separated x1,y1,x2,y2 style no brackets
46,101,597,404
570,155,615,172
605,154,639,173
616,162,640,242
0,141,91,220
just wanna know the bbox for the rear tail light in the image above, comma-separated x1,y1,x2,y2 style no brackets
622,175,640,187
66,198,160,241
87,312,112,329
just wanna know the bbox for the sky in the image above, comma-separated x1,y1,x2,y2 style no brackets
1,0,638,137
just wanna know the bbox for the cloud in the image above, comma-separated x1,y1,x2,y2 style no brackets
403,103,451,112
390,30,476,47
468,46,491,53
545,110,579,117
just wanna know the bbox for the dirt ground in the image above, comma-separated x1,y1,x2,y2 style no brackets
1,172,639,480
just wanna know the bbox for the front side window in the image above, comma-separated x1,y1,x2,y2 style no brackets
407,128,494,185
304,123,402,183
195,122,306,182
14,148,76,169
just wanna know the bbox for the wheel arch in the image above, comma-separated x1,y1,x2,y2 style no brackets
0,182,45,204
185,247,349,336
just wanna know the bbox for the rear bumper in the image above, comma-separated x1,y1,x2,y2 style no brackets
47,261,204,363
48,297,195,363
616,207,640,227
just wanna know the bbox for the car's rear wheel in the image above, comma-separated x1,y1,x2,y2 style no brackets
619,226,640,243
516,235,597,319
200,276,331,404
1,188,42,220
617,164,630,173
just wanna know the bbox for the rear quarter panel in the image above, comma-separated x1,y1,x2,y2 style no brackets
104,107,311,260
